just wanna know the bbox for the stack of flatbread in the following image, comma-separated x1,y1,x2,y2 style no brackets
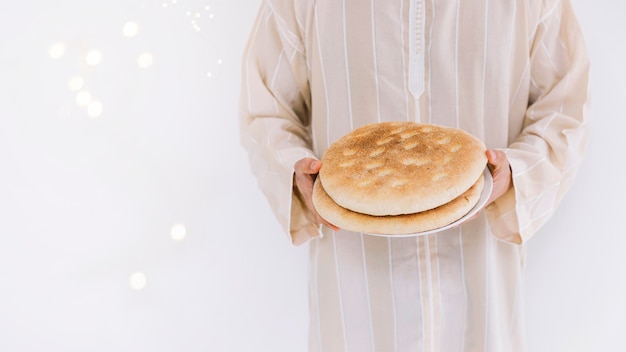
312,121,488,235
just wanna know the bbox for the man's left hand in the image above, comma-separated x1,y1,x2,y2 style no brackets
457,149,512,225
485,149,512,207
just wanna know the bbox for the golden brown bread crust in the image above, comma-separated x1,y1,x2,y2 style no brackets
318,122,487,216
312,174,485,234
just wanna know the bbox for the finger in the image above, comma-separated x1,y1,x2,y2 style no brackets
304,184,340,231
486,149,507,169
313,205,340,231
489,152,511,180
295,174,313,195
486,149,496,163
326,224,340,231
294,158,321,175
318,216,340,231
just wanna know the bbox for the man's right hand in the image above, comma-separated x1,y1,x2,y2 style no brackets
294,158,340,231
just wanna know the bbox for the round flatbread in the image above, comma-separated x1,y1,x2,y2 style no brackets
312,173,485,235
318,122,487,216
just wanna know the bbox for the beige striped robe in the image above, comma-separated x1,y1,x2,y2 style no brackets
240,0,589,350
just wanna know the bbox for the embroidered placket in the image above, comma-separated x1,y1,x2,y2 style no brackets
409,0,426,100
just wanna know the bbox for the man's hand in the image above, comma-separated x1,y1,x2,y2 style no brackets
294,158,340,231
485,149,512,207
457,149,512,225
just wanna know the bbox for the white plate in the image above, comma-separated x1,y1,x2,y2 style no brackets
365,168,493,237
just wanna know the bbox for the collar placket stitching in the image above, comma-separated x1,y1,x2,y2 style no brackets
409,0,426,100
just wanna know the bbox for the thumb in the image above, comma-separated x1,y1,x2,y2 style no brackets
486,149,504,167
294,158,321,174
310,159,321,171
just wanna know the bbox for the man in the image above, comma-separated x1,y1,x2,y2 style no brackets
240,0,589,350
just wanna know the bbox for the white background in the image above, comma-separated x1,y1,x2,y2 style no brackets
0,0,623,351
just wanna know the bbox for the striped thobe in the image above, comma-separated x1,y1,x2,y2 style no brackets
239,0,589,351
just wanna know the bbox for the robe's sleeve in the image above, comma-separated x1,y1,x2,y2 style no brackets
239,1,320,246
486,0,590,244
